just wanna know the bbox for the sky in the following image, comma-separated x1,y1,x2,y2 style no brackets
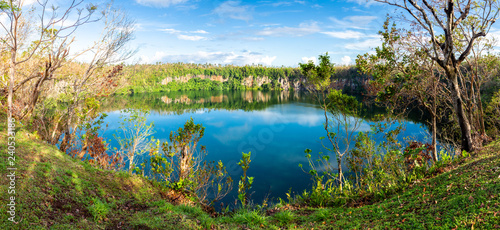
7,0,500,67
96,0,390,67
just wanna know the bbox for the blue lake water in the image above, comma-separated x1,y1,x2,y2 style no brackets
100,90,430,205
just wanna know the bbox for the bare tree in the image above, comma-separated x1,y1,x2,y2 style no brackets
59,6,136,152
1,0,100,120
375,0,500,152
1,0,135,154
114,108,155,173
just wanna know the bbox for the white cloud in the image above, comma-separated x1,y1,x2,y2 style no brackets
346,0,378,7
0,14,8,26
301,56,317,65
140,50,277,66
321,30,380,40
135,0,189,7
344,37,382,50
177,34,207,41
21,0,37,6
257,21,320,37
161,28,181,34
271,2,293,7
241,37,265,41
321,30,365,39
213,1,253,21
160,28,209,41
341,56,352,65
329,15,378,30
190,30,209,34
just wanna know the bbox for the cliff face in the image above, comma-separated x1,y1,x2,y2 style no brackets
277,77,305,91
161,75,306,90
161,74,228,85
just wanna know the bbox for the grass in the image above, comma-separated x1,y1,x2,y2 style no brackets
1,122,499,229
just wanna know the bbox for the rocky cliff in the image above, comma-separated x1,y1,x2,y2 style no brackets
161,74,305,91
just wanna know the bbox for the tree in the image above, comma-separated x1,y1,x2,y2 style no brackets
160,118,232,205
0,0,135,152
375,0,500,152
1,0,99,120
114,108,155,173
300,53,362,192
357,19,451,162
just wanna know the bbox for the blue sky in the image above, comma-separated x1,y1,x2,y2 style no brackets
9,0,500,67
104,0,390,67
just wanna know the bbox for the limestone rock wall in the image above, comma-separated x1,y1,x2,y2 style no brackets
161,74,306,91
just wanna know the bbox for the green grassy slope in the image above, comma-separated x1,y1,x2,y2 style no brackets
0,124,216,229
1,123,499,229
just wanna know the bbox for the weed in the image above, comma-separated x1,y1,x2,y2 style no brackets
88,198,110,221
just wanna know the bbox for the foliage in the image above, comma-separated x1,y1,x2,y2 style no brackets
299,53,363,195
65,97,123,170
113,62,369,94
88,198,110,222
402,142,433,176
237,152,254,207
147,118,232,205
484,89,500,137
372,0,500,152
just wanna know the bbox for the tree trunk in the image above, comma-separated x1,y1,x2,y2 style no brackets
432,76,438,162
450,70,474,152
338,158,343,192
128,154,135,173
477,91,486,136
8,50,15,120
179,146,192,180
432,113,438,161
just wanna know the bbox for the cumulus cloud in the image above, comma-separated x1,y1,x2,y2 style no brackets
213,1,253,21
140,50,277,66
135,0,189,7
341,56,352,65
257,21,320,37
301,56,317,65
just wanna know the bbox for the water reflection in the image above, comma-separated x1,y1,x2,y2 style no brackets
101,90,433,206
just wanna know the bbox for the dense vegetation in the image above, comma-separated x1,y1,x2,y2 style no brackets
114,63,370,95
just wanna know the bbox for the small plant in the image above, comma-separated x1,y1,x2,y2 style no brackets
237,152,253,207
403,141,433,178
272,210,296,226
88,198,110,222
232,209,267,228
461,150,471,158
